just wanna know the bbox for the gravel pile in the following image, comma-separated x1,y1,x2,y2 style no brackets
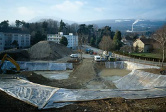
28,41,73,60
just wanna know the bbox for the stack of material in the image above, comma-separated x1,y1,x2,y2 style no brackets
28,41,73,60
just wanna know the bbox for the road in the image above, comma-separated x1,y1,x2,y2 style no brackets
82,45,165,67
82,45,103,54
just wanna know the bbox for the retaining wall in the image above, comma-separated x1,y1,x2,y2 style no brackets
1,61,73,71
105,61,160,70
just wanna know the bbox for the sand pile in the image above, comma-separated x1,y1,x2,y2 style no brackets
28,41,73,60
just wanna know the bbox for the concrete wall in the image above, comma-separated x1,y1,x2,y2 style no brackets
105,61,159,70
124,61,160,70
105,61,124,69
1,61,73,71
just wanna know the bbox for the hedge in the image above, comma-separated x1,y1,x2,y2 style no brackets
113,51,165,62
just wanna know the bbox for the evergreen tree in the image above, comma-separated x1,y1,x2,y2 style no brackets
58,20,66,32
60,36,68,46
11,40,19,48
15,20,22,28
90,38,95,47
113,30,122,50
0,20,9,28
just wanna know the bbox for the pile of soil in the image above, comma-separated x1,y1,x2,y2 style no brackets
0,41,73,61
23,59,117,89
0,49,30,61
34,59,97,89
28,41,73,60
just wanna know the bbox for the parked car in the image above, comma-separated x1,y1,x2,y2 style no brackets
70,54,78,58
94,55,101,62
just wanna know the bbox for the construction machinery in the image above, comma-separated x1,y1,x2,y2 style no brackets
0,54,20,74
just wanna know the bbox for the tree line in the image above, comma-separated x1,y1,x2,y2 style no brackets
0,19,79,45
0,19,122,51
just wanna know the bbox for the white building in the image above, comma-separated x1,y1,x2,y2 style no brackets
47,32,63,44
64,33,78,49
0,30,31,51
4,33,31,49
47,32,78,49
0,32,5,51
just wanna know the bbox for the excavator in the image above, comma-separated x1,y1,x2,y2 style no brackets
0,54,20,74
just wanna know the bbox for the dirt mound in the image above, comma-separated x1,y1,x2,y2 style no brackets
0,49,30,61
28,41,73,60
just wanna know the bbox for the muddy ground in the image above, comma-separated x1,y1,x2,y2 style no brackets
0,90,166,112
21,59,130,89
1,59,166,111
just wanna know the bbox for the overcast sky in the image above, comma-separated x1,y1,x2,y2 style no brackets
0,0,166,23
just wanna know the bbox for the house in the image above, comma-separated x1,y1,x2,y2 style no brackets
47,32,78,49
121,36,134,46
0,28,31,51
133,38,156,52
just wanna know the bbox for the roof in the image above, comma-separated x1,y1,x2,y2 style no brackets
140,38,155,45
0,27,30,34
133,38,156,45
125,36,133,40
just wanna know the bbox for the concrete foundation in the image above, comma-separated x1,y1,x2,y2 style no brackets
0,61,166,109
105,61,160,70
1,61,73,71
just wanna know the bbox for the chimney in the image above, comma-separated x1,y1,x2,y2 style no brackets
132,24,133,32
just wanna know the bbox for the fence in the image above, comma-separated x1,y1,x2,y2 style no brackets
113,53,166,67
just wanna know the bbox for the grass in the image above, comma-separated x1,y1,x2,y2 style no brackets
131,53,162,59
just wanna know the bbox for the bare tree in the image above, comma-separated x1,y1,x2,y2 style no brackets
99,36,114,51
77,24,89,60
78,33,88,60
153,25,166,67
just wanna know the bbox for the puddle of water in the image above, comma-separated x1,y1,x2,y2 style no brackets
99,69,131,81
100,69,131,77
102,76,122,82
34,70,72,80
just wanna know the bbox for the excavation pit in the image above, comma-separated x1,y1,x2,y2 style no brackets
1,59,166,110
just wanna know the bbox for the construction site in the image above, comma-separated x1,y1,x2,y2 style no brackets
0,41,166,112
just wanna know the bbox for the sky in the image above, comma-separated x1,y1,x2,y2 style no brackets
0,0,166,23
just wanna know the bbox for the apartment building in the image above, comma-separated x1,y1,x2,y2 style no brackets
47,32,78,49
4,33,30,49
47,32,63,44
0,28,31,51
64,33,78,49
